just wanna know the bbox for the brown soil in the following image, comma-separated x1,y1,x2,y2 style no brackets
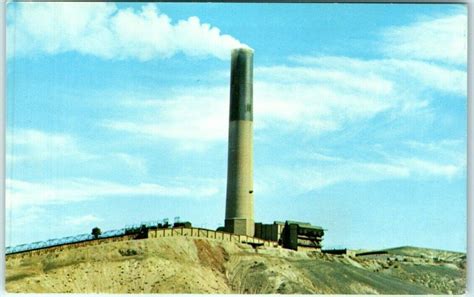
194,239,229,273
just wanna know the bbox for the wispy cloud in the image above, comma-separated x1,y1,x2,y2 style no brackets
299,151,344,162
113,153,148,176
6,128,96,163
259,142,465,195
6,128,153,176
5,209,103,246
6,129,222,208
381,13,467,65
289,56,466,97
403,139,465,161
102,87,229,150
253,69,393,133
5,206,47,245
6,177,221,209
7,3,247,60
64,215,103,226
5,207,46,228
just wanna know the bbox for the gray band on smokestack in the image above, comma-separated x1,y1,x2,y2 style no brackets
225,48,255,237
230,48,253,121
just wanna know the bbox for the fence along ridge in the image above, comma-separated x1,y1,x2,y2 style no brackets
6,226,276,256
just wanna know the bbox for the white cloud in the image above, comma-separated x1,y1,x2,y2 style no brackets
290,56,466,96
256,65,394,95
5,206,47,246
252,54,465,132
6,128,96,163
254,79,391,133
102,87,230,150
403,139,465,161
5,206,46,227
5,209,103,246
402,137,467,168
381,13,467,65
260,155,464,194
64,215,103,226
6,128,153,177
300,151,344,162
102,52,465,148
7,3,246,60
395,158,461,178
258,138,465,195
113,153,148,175
99,11,466,149
101,59,398,146
6,177,220,209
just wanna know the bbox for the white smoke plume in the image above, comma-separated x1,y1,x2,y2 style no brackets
7,3,247,60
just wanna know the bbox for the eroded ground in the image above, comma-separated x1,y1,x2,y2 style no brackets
5,237,466,294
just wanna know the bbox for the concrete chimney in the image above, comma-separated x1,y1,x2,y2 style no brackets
224,48,254,236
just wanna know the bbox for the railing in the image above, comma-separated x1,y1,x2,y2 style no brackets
6,234,93,254
5,220,277,256
5,219,169,255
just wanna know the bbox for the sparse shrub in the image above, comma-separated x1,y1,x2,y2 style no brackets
119,248,138,256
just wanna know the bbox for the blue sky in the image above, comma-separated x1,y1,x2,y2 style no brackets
5,3,467,252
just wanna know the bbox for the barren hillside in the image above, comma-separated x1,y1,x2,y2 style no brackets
5,237,466,294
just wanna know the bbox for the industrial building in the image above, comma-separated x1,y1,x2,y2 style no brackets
255,221,324,251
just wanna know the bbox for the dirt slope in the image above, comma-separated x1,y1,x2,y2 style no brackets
5,237,466,294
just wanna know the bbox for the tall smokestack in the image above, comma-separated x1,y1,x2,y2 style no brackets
224,48,254,236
